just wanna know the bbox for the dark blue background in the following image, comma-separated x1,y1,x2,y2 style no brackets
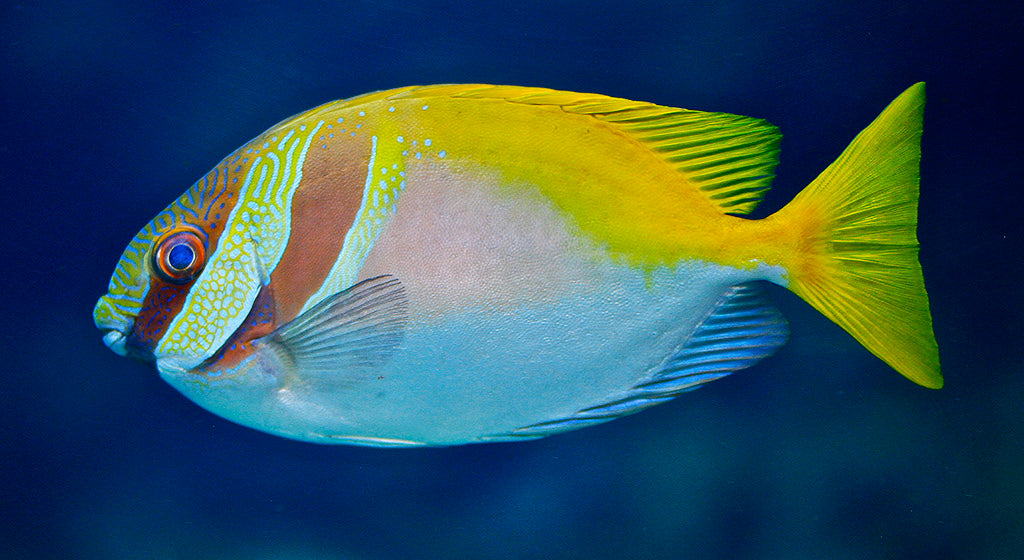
2,1,1020,558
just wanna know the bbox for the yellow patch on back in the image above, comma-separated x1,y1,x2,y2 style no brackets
287,85,779,270
386,84,782,215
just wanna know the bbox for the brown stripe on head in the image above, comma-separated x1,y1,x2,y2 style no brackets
269,136,371,323
124,152,249,357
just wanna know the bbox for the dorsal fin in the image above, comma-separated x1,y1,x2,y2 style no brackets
335,84,782,215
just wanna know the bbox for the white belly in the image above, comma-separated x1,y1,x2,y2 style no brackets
323,261,755,444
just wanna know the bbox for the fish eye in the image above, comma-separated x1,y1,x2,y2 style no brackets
153,227,206,283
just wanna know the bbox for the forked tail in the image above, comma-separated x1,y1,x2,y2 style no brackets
771,83,942,388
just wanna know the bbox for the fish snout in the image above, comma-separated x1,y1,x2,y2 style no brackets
94,295,133,357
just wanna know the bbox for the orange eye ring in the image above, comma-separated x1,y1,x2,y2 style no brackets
153,227,207,284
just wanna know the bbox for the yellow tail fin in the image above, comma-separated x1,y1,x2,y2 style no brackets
773,83,942,388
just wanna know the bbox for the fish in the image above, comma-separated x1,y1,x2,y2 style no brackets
94,83,941,446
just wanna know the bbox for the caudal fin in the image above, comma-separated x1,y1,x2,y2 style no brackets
773,83,942,388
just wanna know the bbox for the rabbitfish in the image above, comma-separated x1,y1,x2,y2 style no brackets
94,83,941,446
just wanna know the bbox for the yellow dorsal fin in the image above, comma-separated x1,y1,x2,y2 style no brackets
337,84,783,215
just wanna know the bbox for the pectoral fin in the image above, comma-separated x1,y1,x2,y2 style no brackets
259,275,409,377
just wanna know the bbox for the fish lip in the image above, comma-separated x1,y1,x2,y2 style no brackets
101,328,129,357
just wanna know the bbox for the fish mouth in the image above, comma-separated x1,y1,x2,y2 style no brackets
101,328,130,357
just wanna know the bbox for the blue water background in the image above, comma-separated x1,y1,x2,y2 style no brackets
1,1,1020,558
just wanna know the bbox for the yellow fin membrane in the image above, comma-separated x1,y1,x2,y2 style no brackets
772,83,942,388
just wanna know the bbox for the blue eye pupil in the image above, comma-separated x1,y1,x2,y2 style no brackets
167,243,195,270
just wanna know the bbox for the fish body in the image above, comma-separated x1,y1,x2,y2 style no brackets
94,83,941,446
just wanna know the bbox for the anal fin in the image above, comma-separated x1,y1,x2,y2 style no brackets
503,283,788,439
637,282,789,395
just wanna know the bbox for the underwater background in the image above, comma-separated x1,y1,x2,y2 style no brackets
1,1,1020,558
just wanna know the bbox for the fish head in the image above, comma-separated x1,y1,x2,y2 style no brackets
93,170,263,376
